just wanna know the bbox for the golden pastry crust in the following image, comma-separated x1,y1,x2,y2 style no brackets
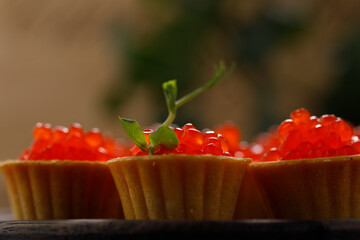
108,154,250,220
251,155,360,219
0,160,123,220
234,167,268,219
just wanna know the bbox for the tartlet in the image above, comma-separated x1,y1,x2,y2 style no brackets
108,154,250,220
110,62,249,220
251,155,360,219
1,160,122,220
247,108,360,219
0,123,127,220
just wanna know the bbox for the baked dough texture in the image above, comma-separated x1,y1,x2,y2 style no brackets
109,154,250,220
0,160,123,220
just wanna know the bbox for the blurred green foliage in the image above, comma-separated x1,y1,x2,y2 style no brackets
234,7,307,130
105,0,223,116
104,0,317,131
324,28,360,125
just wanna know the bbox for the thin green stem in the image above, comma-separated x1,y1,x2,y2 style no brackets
175,86,207,109
175,62,229,109
162,61,232,128
162,111,176,127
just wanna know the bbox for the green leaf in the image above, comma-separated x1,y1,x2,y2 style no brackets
149,125,179,153
119,118,148,152
162,80,177,114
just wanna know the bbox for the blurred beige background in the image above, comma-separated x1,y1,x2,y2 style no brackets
0,0,360,211
0,0,147,209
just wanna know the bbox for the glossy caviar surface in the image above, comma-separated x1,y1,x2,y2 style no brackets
129,123,242,156
19,123,129,161
241,108,359,161
18,108,360,161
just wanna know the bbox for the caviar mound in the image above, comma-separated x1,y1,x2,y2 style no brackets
108,154,250,220
130,123,236,156
20,123,129,161
0,160,123,220
251,155,360,219
242,108,358,162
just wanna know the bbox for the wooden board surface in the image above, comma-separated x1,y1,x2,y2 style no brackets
0,219,360,240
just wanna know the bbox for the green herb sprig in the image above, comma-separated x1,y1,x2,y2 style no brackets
120,61,234,155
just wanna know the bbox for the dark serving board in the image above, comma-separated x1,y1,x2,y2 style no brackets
1,219,360,240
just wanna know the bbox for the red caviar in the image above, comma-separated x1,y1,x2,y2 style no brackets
214,122,241,153
130,123,235,156
251,108,358,161
19,123,129,161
